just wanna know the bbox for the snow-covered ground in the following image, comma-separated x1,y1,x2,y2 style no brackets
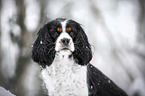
0,86,15,96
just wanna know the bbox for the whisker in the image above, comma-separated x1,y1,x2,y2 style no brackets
47,43,55,46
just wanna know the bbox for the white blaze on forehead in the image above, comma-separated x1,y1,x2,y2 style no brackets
61,20,68,32
55,20,75,52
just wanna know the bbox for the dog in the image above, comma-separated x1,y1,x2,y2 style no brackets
31,18,128,96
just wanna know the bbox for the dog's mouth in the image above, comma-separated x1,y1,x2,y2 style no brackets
56,47,72,56
58,46,74,52
61,47,70,50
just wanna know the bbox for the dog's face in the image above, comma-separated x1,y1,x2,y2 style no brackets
32,18,92,68
55,20,75,52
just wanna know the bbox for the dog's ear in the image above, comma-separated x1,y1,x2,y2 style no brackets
31,26,56,68
73,25,92,65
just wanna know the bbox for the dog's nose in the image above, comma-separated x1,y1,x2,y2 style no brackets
61,38,70,46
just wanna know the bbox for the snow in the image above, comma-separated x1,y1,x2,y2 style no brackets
108,80,111,83
91,86,93,89
0,86,15,96
40,41,43,44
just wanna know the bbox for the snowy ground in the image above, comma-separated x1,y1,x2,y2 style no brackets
0,86,15,96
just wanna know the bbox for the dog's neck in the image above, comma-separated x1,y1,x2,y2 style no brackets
41,50,88,96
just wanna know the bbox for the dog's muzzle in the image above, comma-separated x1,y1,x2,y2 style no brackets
55,32,74,52
59,38,72,51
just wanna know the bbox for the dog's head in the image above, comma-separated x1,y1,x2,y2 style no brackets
31,18,92,68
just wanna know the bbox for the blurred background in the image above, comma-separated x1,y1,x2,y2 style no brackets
0,0,145,96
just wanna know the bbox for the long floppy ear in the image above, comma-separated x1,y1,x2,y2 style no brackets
31,26,56,68
72,25,92,65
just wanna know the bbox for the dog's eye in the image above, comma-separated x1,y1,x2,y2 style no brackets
66,27,71,32
57,28,62,32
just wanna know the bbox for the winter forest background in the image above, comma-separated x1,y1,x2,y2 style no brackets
0,0,145,96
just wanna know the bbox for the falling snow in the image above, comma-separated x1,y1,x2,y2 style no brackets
91,86,93,89
40,41,43,44
108,80,111,83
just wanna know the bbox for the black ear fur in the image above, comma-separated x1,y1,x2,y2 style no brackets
72,24,92,65
31,25,56,68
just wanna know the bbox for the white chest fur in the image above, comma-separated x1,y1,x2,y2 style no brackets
41,51,88,96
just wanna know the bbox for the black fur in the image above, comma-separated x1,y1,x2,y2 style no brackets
87,64,128,96
66,20,92,65
31,20,62,67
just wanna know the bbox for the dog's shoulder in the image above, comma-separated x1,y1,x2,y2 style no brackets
87,64,128,96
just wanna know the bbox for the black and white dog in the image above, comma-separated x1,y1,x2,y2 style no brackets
31,18,127,96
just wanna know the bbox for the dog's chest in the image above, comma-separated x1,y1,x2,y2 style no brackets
41,53,88,96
